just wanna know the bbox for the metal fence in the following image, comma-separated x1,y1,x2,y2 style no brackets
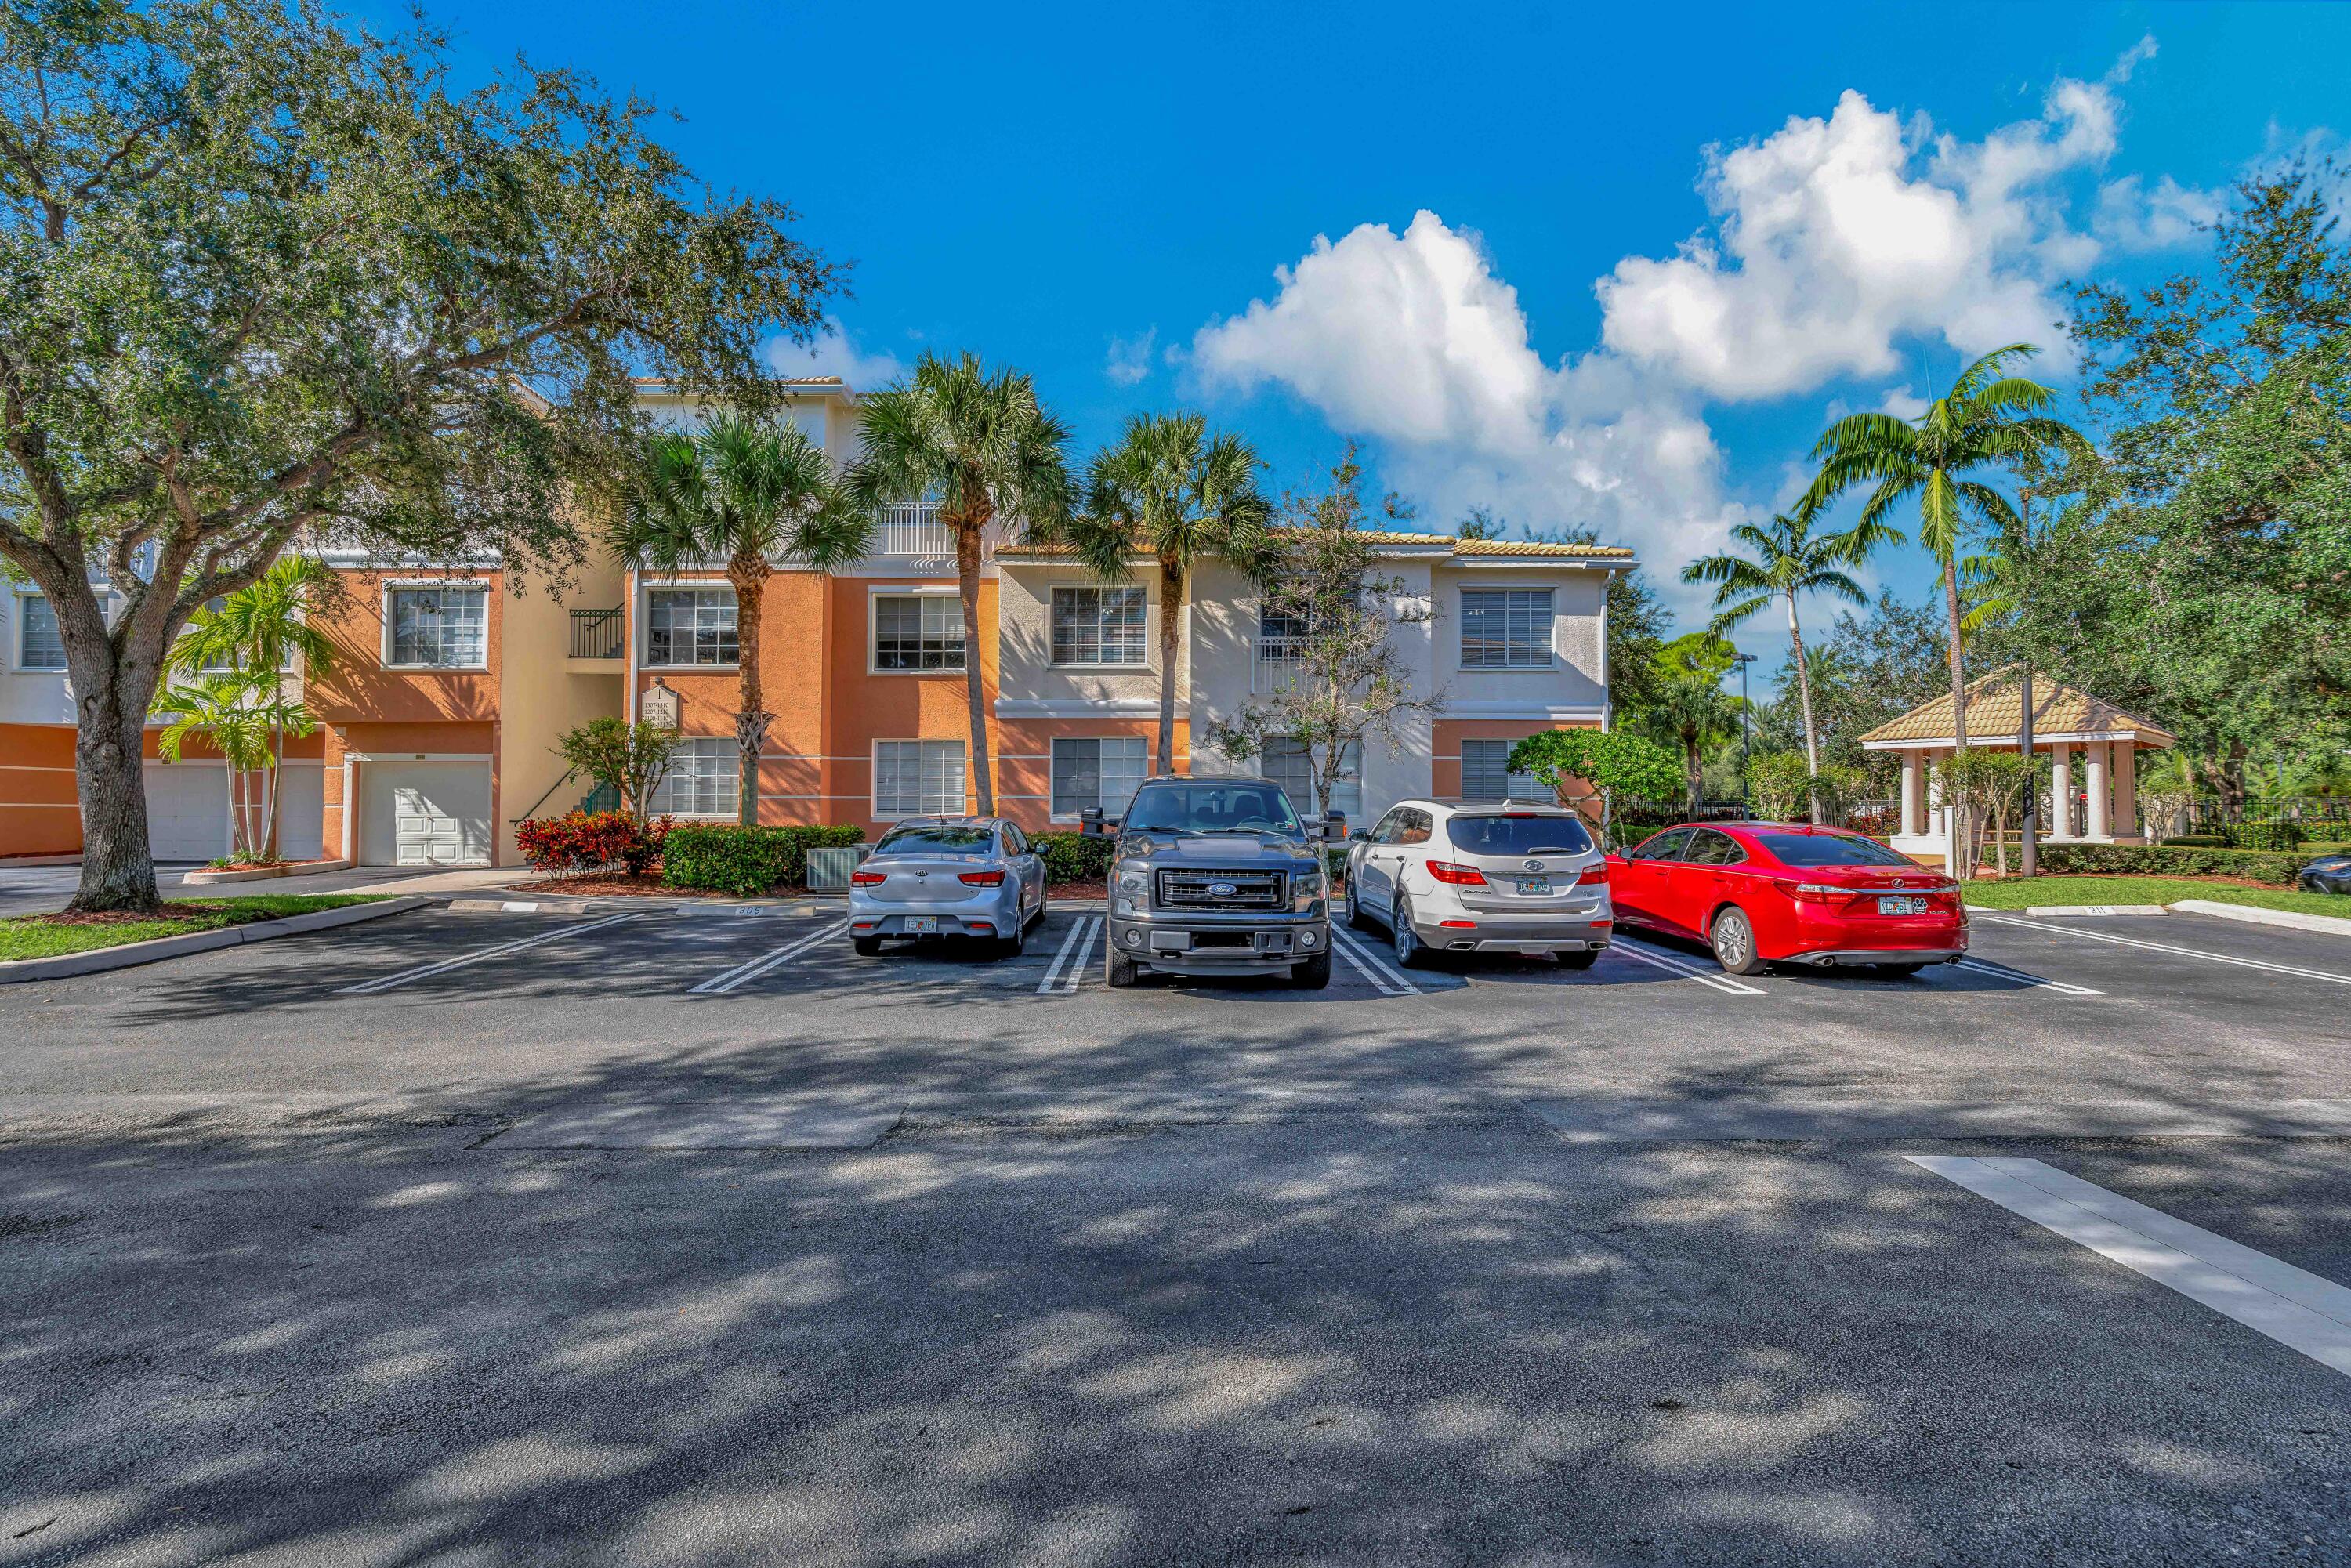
876,502,951,558
568,607,622,659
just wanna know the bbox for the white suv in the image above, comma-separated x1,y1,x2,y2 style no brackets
1342,798,1614,968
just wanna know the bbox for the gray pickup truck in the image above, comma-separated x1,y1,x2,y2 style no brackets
1100,776,1335,989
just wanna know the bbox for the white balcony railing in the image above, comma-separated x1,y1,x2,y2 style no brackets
1253,635,1310,694
876,502,953,559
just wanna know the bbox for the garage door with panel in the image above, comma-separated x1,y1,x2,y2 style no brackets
143,762,230,862
360,761,491,867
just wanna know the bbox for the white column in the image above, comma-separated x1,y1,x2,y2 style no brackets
2085,741,2110,841
2114,739,2138,842
2048,742,2073,838
1900,749,1925,838
1925,748,1945,840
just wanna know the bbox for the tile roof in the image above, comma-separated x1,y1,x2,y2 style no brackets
1858,667,2177,748
995,531,1632,562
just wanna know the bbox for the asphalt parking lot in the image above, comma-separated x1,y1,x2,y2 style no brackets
5,899,2351,1566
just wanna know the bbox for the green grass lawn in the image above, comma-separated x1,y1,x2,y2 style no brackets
1962,876,2349,918
0,894,387,962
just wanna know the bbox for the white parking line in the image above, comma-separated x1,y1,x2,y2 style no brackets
1329,928,1422,996
1608,937,1767,996
1910,1156,2351,1378
1036,913,1095,994
336,913,641,995
687,918,849,995
1974,912,2351,988
1953,957,2106,997
1034,914,1102,995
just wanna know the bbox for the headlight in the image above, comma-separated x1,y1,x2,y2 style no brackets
1293,865,1325,893
1115,864,1148,894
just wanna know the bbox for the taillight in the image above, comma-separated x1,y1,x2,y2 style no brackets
958,869,1006,885
1425,860,1487,885
850,870,886,885
1791,882,1852,901
1576,864,1607,887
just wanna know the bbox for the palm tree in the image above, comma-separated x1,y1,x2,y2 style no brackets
1804,343,2081,760
1681,505,1898,821
165,554,336,859
1639,634,1746,814
607,414,872,824
1074,413,1272,776
847,353,1074,814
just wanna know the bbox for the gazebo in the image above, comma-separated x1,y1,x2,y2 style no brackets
1859,669,2177,860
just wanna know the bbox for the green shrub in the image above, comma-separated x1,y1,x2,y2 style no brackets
2165,833,2226,848
1032,831,1118,885
2033,842,2307,887
2223,820,2307,852
659,823,864,895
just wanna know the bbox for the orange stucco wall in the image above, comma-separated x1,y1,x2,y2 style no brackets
310,568,504,726
0,722,81,855
1431,719,1600,798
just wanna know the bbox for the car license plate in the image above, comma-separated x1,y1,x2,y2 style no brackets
1516,877,1552,896
904,915,938,934
1877,896,1928,916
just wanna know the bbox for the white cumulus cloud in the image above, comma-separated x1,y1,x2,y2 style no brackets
765,317,905,389
1105,328,1157,386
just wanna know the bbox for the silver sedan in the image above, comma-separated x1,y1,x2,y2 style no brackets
847,817,1047,958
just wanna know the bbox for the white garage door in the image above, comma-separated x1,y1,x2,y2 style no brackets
360,760,491,867
143,762,230,862
277,764,324,861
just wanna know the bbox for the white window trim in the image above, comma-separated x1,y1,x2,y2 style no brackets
870,737,969,821
1048,585,1151,671
1047,734,1150,823
380,579,491,672
642,584,741,671
867,584,969,678
1458,585,1558,672
12,588,71,673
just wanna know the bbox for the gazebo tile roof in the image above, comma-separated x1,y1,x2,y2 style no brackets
1858,668,2176,748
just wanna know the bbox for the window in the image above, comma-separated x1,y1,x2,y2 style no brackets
647,588,737,666
875,740,966,817
17,592,65,669
1681,828,1748,866
1754,831,1916,868
1460,588,1553,668
1628,827,1691,862
1369,808,1407,845
1445,813,1594,857
1051,737,1148,818
386,585,487,668
1460,738,1549,802
1051,586,1147,666
1255,608,1311,692
874,824,994,856
873,594,965,672
1260,737,1361,820
650,737,739,817
1394,809,1433,846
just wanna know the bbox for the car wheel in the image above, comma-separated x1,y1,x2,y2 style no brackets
1555,948,1599,970
998,917,1025,959
1392,896,1430,969
853,936,883,957
1710,907,1768,976
1292,948,1333,989
1105,943,1143,987
1345,882,1374,932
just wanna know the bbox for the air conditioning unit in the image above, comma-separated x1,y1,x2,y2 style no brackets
805,844,871,891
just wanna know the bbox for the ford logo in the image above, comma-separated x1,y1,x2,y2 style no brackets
1207,882,1237,896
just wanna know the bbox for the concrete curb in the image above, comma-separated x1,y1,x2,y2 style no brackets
2011,904,2170,918
182,859,353,885
0,896,430,984
2168,898,2351,937
445,896,834,916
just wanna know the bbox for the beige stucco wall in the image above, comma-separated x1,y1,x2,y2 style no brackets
494,545,625,864
994,563,1183,717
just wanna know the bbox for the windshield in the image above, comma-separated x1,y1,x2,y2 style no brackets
1446,813,1595,857
1121,781,1304,839
1752,831,1916,868
874,825,995,856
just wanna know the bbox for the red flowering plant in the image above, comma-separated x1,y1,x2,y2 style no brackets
515,811,674,878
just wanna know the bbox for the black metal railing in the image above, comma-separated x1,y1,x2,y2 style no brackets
569,607,622,659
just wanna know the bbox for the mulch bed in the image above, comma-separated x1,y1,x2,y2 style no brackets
29,900,251,928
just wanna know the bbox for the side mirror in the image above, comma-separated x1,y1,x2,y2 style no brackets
1349,827,1371,842
1322,809,1347,843
1079,807,1104,838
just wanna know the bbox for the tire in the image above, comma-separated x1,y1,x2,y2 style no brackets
1105,943,1143,988
998,917,1025,959
1555,948,1599,970
1709,907,1767,976
1292,948,1333,989
1345,882,1375,932
1391,897,1431,969
853,936,883,957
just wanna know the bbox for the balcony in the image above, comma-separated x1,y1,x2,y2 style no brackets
875,502,953,559
567,607,623,669
1253,635,1309,694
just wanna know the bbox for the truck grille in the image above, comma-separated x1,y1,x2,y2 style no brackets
1154,869,1288,910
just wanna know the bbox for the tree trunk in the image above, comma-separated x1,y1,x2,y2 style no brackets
1686,741,1702,815
2017,663,2038,878
1788,592,1820,824
730,551,771,827
955,523,994,815
1157,556,1182,777
71,662,165,913
1940,553,1969,875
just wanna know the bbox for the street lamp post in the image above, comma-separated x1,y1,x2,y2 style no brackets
1733,652,1756,778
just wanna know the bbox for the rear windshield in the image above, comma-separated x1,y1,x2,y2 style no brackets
1752,831,1914,867
1446,813,1595,857
874,825,994,856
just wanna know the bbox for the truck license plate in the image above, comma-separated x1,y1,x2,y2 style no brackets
904,915,938,934
1516,877,1552,896
1876,896,1927,917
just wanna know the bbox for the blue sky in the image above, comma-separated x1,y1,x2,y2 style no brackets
394,1,2346,669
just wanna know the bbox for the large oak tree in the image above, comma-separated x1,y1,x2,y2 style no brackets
0,0,837,910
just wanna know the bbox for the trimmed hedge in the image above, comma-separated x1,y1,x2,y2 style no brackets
1033,831,1118,885
659,824,865,896
2033,842,2308,887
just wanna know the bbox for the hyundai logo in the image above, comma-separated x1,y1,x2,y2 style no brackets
1207,882,1237,896
1523,860,1544,871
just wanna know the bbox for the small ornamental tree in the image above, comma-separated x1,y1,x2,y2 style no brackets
0,0,837,911
1746,751,1813,823
1505,729,1683,846
556,718,682,824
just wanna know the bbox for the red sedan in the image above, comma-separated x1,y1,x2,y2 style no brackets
1607,822,1966,976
